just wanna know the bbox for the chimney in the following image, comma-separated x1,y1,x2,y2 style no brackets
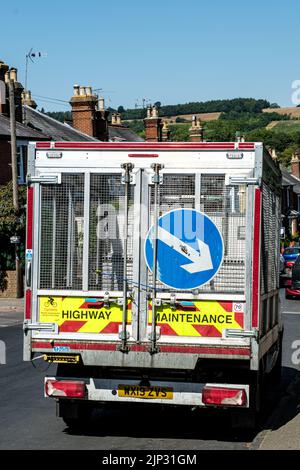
7,68,23,122
189,115,204,142
143,105,162,142
22,90,37,109
111,113,122,126
70,84,98,137
162,121,170,142
95,96,109,141
0,61,9,115
116,113,122,126
291,152,300,179
271,148,277,161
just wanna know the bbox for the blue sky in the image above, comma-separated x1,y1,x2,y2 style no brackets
1,0,300,111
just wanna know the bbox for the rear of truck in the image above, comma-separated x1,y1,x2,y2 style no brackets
23,141,283,427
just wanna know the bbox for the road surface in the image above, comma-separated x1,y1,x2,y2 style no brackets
0,291,299,450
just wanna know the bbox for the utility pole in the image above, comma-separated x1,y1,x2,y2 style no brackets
8,76,22,298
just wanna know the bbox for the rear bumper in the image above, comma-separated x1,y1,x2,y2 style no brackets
32,339,251,369
45,376,250,408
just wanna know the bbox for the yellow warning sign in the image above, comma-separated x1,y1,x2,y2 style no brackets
148,300,244,337
39,296,131,334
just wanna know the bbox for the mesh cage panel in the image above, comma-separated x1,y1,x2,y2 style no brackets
148,174,195,291
199,175,246,293
39,174,84,289
88,174,134,291
148,174,246,294
261,184,280,294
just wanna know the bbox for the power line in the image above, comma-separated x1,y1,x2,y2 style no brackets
32,94,69,103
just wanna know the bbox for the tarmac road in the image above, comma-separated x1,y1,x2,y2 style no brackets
0,290,299,450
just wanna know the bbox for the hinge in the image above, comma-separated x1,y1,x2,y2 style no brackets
23,321,58,334
26,174,61,185
227,177,260,186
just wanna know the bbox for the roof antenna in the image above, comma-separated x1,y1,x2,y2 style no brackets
25,48,47,91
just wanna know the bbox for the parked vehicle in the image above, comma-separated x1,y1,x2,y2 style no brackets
286,255,300,299
279,254,285,274
283,246,300,264
23,141,283,429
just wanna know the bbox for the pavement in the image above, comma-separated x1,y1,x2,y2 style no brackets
258,376,300,449
0,297,24,312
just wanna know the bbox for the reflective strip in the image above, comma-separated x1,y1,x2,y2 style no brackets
252,188,261,328
32,340,251,357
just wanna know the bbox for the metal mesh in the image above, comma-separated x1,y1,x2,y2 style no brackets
261,183,281,294
148,174,246,294
198,175,246,293
88,174,134,291
148,174,195,291
39,174,84,290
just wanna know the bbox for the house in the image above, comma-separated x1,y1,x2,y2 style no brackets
0,60,49,185
281,154,300,239
0,114,48,184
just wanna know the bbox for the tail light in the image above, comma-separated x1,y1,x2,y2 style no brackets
286,261,294,268
202,386,247,407
45,379,86,398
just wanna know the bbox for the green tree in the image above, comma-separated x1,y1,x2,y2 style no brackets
0,182,27,271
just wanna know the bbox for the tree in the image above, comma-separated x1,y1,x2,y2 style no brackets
154,101,161,109
0,182,26,272
117,105,125,114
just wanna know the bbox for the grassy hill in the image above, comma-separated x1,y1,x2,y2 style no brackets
266,120,300,133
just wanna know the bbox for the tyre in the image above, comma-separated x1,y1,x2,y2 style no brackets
268,336,283,384
58,401,93,430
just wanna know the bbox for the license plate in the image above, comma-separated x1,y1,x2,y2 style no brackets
118,384,173,399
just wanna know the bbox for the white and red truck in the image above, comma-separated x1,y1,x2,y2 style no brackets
23,141,282,428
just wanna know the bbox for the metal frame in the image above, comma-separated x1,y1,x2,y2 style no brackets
27,144,279,363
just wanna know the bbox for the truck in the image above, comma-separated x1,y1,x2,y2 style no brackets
23,140,283,429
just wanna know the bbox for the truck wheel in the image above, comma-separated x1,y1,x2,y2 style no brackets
231,410,258,430
58,401,93,430
268,336,283,384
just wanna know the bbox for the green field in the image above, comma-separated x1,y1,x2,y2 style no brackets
267,120,300,133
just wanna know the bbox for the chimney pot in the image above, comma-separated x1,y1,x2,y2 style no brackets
73,84,80,96
79,86,86,97
85,86,92,96
10,68,17,82
99,97,105,111
116,113,121,125
4,71,10,83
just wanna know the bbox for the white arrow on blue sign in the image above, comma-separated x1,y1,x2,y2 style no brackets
144,208,224,290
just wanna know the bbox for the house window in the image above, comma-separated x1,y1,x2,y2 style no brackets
17,145,27,184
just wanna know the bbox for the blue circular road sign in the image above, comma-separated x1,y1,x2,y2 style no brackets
144,208,224,290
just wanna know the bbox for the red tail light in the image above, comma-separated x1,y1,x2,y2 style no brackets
45,379,86,398
286,261,294,268
202,386,247,407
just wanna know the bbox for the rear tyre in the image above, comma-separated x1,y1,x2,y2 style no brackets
268,336,283,384
58,401,93,430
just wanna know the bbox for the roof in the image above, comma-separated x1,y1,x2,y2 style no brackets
0,113,48,140
23,106,98,142
108,125,144,142
23,106,143,142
